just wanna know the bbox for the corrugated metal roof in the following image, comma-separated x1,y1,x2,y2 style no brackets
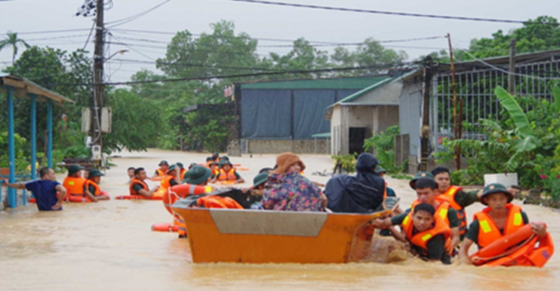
328,76,397,107
0,74,74,104
311,132,331,138
240,75,392,90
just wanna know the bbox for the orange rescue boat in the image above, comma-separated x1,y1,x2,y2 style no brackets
172,200,394,264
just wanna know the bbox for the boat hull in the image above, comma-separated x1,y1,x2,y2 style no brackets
172,203,392,264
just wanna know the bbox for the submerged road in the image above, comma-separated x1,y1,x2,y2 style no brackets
0,149,559,291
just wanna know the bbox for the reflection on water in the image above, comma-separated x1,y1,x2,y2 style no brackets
1,150,559,291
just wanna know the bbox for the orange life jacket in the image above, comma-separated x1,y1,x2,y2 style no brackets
160,175,176,189
156,169,166,177
402,212,453,257
437,186,467,236
129,178,149,195
473,204,525,249
197,196,243,209
410,199,451,226
84,179,101,196
63,176,86,195
180,169,187,181
217,168,237,181
384,182,388,199
166,183,215,237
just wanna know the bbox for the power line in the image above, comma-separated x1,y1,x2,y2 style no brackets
108,58,285,71
16,28,93,35
49,62,412,86
106,0,172,28
83,21,96,49
224,0,530,24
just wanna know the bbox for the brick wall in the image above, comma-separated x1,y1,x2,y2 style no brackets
246,139,329,154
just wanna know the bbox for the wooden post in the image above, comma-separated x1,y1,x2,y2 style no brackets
508,39,517,94
447,33,461,170
420,56,433,172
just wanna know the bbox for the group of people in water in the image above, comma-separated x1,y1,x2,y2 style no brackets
0,150,551,266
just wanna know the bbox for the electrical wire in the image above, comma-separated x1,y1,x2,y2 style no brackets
83,21,96,49
223,0,533,24
457,49,559,80
17,28,93,35
47,62,412,86
106,0,172,28
108,58,285,71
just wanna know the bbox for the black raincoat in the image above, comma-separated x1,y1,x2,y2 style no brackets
324,153,385,213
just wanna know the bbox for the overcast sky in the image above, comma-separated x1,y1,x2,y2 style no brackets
1,0,559,82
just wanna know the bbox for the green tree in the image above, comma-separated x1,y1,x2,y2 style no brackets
103,89,163,152
331,38,407,76
0,32,31,64
265,38,330,79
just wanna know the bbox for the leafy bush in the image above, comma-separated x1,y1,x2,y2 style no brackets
0,131,29,172
363,125,406,173
332,154,357,173
436,86,560,202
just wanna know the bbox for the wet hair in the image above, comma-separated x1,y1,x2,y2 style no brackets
431,166,450,178
414,178,438,190
127,167,135,171
134,167,145,175
39,167,51,178
413,203,436,216
259,167,273,174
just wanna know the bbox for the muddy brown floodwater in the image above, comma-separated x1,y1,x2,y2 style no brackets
1,149,559,291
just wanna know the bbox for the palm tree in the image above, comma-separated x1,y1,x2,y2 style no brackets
0,32,31,64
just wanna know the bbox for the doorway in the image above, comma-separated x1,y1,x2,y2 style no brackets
349,127,366,155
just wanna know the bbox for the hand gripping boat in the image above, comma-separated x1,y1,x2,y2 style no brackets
172,200,395,264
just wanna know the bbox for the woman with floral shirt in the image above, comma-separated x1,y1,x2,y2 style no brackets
262,152,327,212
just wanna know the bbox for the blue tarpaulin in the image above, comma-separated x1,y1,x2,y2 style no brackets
241,89,359,140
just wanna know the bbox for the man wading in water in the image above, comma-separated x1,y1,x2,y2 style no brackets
2,167,67,211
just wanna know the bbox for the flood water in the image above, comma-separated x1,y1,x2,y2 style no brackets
1,149,559,291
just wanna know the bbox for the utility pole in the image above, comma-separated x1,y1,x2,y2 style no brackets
420,56,433,172
508,39,517,94
448,33,461,170
92,0,104,169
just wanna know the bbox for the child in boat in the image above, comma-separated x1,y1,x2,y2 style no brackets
83,169,110,202
396,203,452,264
212,160,244,184
459,183,547,265
262,152,327,212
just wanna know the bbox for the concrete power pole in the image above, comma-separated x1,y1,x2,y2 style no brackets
92,0,104,168
420,56,433,172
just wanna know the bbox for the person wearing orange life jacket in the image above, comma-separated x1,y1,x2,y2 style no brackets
459,183,547,265
160,164,181,190
373,173,461,249
176,162,187,181
432,167,484,240
174,165,215,238
396,203,453,264
130,167,159,198
212,160,244,184
208,161,220,181
151,160,169,180
83,169,110,202
376,166,403,237
62,164,87,198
